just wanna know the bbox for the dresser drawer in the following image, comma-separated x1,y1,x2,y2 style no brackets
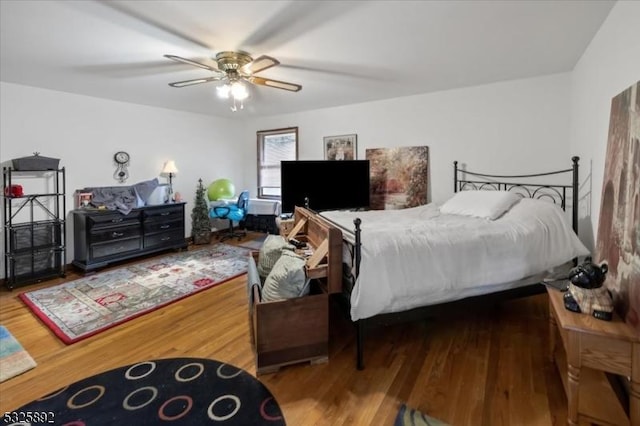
89,211,141,229
144,205,183,223
91,223,141,243
144,219,183,234
90,237,142,260
144,230,184,249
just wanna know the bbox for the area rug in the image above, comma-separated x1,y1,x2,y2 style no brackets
0,325,37,382
14,357,286,425
395,404,449,426
20,244,251,344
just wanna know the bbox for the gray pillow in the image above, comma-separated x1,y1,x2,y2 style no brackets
262,250,310,302
257,235,293,280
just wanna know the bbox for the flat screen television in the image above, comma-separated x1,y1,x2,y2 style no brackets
281,160,370,213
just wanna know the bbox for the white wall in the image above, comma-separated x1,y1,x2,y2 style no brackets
0,82,243,270
570,0,640,252
241,73,572,207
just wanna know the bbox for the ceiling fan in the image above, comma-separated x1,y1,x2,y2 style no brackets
165,51,302,111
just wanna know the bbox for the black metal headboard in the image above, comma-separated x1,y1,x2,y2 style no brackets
454,156,579,234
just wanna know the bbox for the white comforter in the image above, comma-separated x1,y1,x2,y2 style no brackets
321,198,589,321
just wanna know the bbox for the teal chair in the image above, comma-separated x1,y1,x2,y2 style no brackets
210,190,249,241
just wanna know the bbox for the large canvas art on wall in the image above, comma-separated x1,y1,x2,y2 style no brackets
365,146,429,210
597,80,640,332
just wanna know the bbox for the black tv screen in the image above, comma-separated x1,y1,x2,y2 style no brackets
281,160,370,213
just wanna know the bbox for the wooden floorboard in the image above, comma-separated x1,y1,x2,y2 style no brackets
0,232,568,425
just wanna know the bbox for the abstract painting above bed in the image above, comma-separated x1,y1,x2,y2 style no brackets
366,146,429,210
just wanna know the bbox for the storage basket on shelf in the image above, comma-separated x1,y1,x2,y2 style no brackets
11,152,60,171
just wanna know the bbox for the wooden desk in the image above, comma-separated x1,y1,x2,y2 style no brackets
547,288,639,425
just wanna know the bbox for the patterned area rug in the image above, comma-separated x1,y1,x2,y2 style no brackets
395,404,449,426
13,358,285,425
0,326,37,382
20,244,250,344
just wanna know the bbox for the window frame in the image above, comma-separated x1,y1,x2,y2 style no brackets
256,127,298,200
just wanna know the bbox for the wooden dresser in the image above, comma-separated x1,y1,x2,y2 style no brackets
547,288,639,426
72,203,187,271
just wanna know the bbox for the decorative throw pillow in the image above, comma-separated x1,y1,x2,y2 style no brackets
262,250,310,302
257,235,293,280
440,190,521,220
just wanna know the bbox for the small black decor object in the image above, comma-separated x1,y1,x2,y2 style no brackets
14,358,285,425
191,178,211,245
563,259,614,321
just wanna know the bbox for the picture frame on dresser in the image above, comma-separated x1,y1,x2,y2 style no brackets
74,191,93,209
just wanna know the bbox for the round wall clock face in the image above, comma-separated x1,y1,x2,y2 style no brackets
114,151,130,164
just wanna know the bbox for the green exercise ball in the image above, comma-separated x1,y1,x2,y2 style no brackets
207,178,235,201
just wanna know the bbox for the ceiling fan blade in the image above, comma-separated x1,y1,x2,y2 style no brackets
168,76,223,88
241,55,280,75
241,2,364,51
164,55,222,74
247,76,302,92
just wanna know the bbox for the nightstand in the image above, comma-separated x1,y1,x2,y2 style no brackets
547,287,639,426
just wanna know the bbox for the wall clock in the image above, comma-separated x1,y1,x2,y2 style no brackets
113,151,130,183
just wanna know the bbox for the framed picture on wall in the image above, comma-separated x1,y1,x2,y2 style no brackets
323,134,357,160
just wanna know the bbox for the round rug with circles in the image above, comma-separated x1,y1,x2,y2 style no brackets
10,358,285,425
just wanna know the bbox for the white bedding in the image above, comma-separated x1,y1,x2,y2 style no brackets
321,198,589,321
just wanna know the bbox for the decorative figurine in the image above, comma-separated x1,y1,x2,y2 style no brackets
563,259,614,321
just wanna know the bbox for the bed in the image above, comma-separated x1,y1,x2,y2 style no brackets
316,156,589,369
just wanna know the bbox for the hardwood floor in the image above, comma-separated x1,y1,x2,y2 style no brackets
0,233,568,425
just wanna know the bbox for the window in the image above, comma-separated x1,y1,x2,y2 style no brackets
257,127,298,199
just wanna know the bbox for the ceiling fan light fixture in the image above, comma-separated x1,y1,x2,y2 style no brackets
216,84,231,99
166,51,301,112
231,81,248,101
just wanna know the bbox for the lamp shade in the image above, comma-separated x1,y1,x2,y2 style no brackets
162,160,178,175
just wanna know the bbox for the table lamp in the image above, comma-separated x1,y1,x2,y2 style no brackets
161,160,178,202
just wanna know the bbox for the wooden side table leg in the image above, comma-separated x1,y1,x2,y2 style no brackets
567,332,580,426
567,363,580,426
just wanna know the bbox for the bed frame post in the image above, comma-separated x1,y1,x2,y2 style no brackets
354,218,362,278
354,218,364,370
454,160,459,193
571,156,579,235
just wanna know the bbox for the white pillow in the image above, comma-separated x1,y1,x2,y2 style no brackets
257,235,293,280
262,250,310,302
440,190,521,220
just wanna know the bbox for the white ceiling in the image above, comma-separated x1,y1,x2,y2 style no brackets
0,0,615,119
